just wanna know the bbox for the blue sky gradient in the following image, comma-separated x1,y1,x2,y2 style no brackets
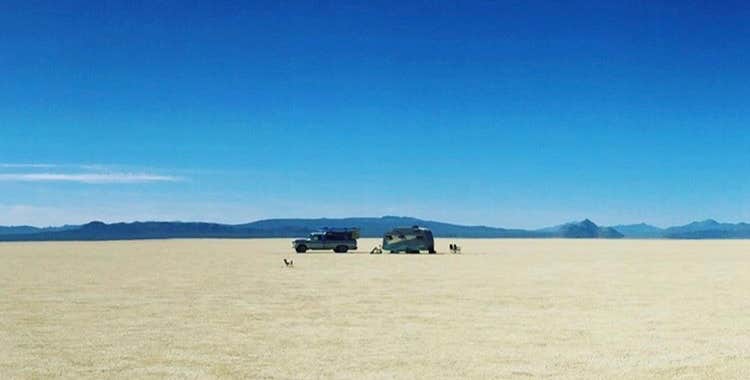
1,1,748,227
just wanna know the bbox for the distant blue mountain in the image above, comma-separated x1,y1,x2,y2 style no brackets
0,226,40,235
663,219,750,239
0,225,78,236
542,219,623,238
611,223,664,238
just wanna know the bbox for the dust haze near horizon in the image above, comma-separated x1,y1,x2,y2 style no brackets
2,238,749,379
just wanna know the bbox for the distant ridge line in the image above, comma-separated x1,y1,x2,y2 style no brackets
1,216,749,241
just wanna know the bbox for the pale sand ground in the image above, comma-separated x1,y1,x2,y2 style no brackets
1,239,750,379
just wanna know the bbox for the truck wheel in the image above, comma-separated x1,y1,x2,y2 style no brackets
296,245,307,253
334,245,348,253
428,247,436,254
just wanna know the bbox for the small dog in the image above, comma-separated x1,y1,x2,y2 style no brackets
283,258,294,268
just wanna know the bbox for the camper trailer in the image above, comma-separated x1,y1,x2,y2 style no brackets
382,226,436,254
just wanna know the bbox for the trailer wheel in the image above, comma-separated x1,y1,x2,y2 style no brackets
295,245,307,253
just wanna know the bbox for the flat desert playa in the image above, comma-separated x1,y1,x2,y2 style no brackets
2,239,750,379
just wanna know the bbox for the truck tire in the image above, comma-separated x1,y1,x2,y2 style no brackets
428,247,436,254
334,245,349,253
295,245,307,253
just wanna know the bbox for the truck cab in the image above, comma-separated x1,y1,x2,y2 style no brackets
293,228,359,253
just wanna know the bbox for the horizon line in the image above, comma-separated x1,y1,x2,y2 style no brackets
0,216,740,230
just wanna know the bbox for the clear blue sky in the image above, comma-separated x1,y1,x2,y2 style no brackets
1,1,748,228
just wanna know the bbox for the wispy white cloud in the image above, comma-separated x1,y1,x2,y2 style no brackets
0,173,182,184
0,163,185,184
0,163,58,168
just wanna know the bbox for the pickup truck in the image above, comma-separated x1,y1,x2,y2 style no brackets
292,229,359,253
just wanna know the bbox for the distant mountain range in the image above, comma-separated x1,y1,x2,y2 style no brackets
612,219,750,239
0,225,78,236
0,217,543,241
0,216,749,241
611,223,665,239
663,219,750,239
